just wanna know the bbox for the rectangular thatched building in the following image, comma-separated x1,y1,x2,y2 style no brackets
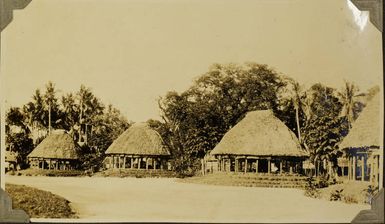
104,122,171,170
339,93,382,187
27,129,80,170
210,110,309,175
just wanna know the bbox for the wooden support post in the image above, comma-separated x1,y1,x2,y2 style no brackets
130,157,133,169
361,156,365,181
352,156,356,181
235,159,238,172
289,161,293,174
118,156,121,169
138,158,141,169
42,161,45,169
123,156,126,169
279,160,282,174
244,157,247,173
55,160,58,170
146,157,149,170
256,159,259,174
268,158,271,174
154,158,157,170
370,158,373,183
348,157,351,180
48,160,51,170
160,159,164,170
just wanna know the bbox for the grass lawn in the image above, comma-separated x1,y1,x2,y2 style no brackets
5,183,77,219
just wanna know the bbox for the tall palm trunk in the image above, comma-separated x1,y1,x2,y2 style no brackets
295,106,301,143
48,102,51,135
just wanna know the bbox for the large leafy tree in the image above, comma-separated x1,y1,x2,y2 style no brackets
79,104,130,171
5,107,34,168
301,83,347,176
158,63,287,175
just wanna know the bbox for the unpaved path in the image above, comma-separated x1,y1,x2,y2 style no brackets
5,175,369,222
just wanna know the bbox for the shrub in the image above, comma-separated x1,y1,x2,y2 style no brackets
343,194,358,204
329,188,344,201
314,175,329,188
304,177,320,198
363,185,379,204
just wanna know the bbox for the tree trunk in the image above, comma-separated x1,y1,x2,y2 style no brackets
48,102,51,135
295,107,301,143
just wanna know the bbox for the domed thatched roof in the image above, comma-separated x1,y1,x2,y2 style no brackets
27,130,79,159
211,110,308,157
105,122,170,156
339,93,381,149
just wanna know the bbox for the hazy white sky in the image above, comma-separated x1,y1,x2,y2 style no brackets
1,0,382,122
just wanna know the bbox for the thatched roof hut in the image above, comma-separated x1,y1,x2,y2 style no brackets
339,93,381,149
27,130,79,160
211,110,308,157
105,122,170,156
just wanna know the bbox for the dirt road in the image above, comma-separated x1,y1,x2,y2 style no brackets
5,175,369,222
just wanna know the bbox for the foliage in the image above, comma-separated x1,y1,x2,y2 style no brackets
343,195,358,204
5,107,34,169
5,81,129,170
158,63,287,176
363,185,379,204
329,188,344,201
304,177,321,198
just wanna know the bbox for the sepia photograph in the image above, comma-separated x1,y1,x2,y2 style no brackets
0,0,383,223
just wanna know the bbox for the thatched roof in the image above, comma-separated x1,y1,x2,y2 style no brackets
339,93,381,149
105,122,170,156
211,110,308,157
27,130,79,159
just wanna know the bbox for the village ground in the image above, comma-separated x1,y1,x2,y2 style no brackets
5,175,369,223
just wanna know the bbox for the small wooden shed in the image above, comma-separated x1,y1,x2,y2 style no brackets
105,122,170,170
27,129,80,170
211,110,308,175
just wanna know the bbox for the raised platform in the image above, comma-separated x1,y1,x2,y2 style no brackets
182,173,308,189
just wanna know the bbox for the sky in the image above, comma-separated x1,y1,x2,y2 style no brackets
1,0,382,122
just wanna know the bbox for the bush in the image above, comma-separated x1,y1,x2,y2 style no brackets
343,194,358,204
304,177,320,198
329,188,344,201
314,175,329,188
363,185,379,204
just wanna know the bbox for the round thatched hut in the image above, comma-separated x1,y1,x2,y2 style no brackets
27,130,80,170
105,122,170,170
339,93,382,186
211,110,308,174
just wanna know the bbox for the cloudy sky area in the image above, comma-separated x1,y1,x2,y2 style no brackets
1,0,382,122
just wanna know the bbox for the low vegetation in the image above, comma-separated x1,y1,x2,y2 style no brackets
94,169,178,178
5,184,77,218
178,173,307,188
8,169,85,177
318,181,377,204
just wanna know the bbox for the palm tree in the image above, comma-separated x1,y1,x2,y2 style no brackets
339,81,359,129
287,80,305,143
